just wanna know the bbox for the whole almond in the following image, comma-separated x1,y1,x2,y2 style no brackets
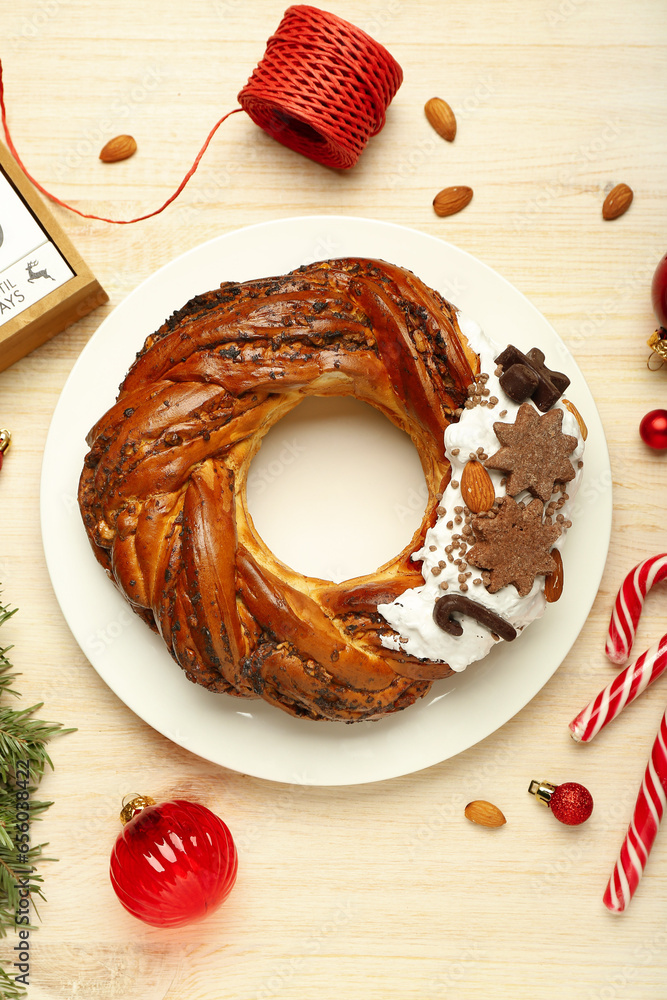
460,460,495,513
99,134,137,163
602,183,633,220
424,97,457,142
464,800,506,828
545,548,564,603
561,398,588,440
433,186,473,218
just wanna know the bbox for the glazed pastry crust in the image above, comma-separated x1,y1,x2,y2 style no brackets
78,258,477,721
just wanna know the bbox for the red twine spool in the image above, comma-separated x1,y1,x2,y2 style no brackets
0,5,403,225
239,5,403,170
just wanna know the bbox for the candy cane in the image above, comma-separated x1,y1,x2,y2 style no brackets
570,635,667,743
606,555,667,664
603,707,667,913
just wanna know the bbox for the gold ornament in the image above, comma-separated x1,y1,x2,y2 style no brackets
120,793,156,826
528,779,556,806
647,329,667,369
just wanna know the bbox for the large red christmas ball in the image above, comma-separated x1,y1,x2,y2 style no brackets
110,797,238,927
639,410,667,450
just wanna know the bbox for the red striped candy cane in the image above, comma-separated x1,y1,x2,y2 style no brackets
570,635,667,742
603,707,667,913
606,555,667,664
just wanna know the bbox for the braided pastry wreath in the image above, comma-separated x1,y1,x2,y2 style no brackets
79,258,478,722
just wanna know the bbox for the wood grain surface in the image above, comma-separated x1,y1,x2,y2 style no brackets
1,1,666,997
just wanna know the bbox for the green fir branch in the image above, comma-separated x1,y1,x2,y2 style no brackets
0,594,73,997
0,964,26,1000
0,705,68,784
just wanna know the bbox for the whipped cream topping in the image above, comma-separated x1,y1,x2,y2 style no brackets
378,314,585,672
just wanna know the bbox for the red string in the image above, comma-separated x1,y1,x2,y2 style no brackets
0,60,242,224
0,5,402,225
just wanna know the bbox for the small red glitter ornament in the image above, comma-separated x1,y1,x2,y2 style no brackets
528,779,594,826
110,795,238,927
639,409,667,450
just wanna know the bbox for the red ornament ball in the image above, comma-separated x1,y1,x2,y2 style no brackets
549,782,594,826
639,409,667,450
110,797,238,927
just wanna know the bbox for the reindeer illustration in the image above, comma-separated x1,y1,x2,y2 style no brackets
26,259,55,283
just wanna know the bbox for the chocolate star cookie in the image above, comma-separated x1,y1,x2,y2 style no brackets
467,497,562,597
485,403,577,503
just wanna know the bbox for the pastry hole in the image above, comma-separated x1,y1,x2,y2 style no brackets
246,396,427,583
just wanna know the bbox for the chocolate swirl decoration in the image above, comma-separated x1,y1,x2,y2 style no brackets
78,258,478,722
433,594,517,642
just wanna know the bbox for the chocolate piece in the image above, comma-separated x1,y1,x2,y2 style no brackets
495,344,570,412
433,593,517,641
484,403,577,503
499,362,539,403
467,496,562,598
525,348,570,397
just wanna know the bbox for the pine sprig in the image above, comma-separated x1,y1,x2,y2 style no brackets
0,615,74,785
0,594,72,996
0,704,66,784
0,965,25,1000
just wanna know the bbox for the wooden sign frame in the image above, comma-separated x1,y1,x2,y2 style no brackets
0,142,107,373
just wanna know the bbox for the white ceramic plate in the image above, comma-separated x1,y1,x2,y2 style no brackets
40,216,611,786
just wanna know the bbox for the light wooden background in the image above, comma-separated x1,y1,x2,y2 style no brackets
1,1,667,997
